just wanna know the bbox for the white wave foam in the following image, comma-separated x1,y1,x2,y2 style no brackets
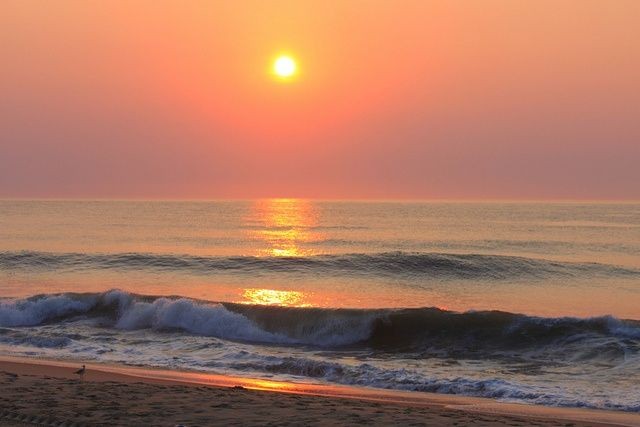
0,291,375,346
215,355,640,412
2,290,639,351
114,298,291,344
1,291,638,413
0,294,97,327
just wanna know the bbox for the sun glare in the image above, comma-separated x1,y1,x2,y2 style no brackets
273,55,297,79
241,288,311,307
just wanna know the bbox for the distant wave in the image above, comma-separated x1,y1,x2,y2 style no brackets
1,250,638,280
1,290,638,361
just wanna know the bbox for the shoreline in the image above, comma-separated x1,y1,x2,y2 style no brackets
1,355,638,426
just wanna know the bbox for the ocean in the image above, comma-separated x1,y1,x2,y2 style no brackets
1,200,639,411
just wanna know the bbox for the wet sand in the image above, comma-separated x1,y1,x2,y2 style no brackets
0,356,638,427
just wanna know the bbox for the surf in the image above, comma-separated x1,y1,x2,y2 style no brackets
1,290,638,359
1,290,639,413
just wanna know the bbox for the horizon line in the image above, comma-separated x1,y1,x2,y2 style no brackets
1,197,639,203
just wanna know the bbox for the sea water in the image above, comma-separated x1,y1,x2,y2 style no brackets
0,200,639,411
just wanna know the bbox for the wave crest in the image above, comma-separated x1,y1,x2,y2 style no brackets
1,290,638,360
2,250,638,280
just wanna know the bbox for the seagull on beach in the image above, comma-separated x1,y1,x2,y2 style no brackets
74,365,86,380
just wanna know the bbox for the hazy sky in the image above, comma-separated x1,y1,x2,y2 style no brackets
1,0,639,199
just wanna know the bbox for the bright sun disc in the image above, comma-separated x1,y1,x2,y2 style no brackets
273,55,296,78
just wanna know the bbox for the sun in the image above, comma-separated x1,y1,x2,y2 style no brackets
273,55,297,79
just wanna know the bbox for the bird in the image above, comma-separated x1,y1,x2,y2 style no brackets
74,365,86,380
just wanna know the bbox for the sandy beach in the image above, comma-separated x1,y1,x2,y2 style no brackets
0,356,638,427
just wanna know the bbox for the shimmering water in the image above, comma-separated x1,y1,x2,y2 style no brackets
1,200,639,411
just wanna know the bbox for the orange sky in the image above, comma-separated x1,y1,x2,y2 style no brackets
1,0,639,199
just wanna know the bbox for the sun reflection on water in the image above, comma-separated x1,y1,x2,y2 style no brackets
245,198,321,257
241,288,312,307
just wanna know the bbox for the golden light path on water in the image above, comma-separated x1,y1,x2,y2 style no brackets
1,200,639,316
245,198,322,257
238,199,321,306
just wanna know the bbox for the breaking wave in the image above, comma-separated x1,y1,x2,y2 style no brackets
1,290,638,359
2,290,639,412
